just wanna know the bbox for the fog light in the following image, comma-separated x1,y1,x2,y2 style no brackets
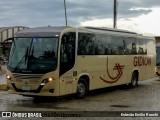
49,89,54,93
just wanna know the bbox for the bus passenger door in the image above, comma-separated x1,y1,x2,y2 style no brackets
59,32,76,96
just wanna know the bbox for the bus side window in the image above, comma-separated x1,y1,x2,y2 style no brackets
61,36,68,62
60,33,76,76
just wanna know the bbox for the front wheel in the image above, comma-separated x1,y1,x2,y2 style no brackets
129,72,138,88
76,79,88,98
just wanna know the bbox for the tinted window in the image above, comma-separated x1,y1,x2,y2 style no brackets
156,47,160,66
78,33,148,55
78,33,96,55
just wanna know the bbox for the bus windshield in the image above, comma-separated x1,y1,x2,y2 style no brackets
8,37,58,74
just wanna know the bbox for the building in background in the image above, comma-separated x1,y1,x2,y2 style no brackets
0,26,29,59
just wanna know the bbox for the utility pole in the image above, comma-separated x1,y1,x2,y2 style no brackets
113,0,118,28
64,0,68,26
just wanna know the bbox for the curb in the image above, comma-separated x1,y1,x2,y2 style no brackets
0,84,8,91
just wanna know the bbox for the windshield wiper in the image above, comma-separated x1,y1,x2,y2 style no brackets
14,47,29,70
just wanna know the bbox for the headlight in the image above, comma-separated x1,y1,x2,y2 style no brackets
6,75,14,83
7,75,11,79
41,77,54,85
48,77,53,82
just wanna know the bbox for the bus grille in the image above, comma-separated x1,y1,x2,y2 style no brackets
13,73,43,80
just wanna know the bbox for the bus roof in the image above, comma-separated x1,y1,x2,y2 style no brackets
79,27,155,39
15,26,151,39
15,26,73,37
83,26,138,34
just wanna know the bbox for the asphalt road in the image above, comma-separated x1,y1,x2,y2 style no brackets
0,77,160,120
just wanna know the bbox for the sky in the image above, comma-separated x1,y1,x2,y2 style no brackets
0,0,160,36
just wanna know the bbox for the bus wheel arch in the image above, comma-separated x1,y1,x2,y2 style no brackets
76,75,89,98
130,70,139,88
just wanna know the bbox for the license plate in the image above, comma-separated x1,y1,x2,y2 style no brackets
22,85,30,91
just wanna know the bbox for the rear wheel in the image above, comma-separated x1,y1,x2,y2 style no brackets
130,72,138,88
76,79,88,98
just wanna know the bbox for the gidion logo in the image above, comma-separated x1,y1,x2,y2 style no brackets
134,56,151,66
100,57,125,83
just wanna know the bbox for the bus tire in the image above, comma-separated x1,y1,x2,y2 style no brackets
76,79,88,98
130,72,138,88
